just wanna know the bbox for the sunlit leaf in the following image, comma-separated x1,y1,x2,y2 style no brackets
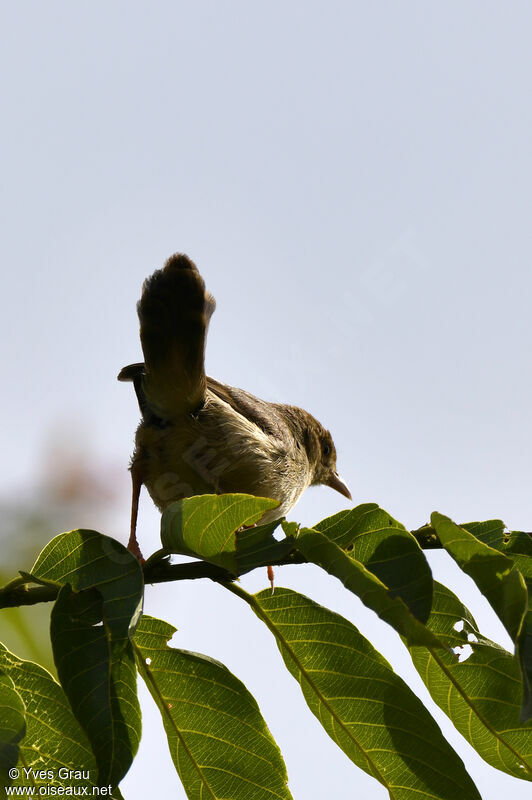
51,586,141,787
0,642,97,789
160,494,281,573
238,528,295,574
228,584,481,800
461,519,532,719
134,615,293,800
431,513,527,642
432,513,531,719
31,529,144,641
30,530,143,787
409,581,532,780
0,671,25,787
295,528,440,647
314,503,433,622
314,502,406,542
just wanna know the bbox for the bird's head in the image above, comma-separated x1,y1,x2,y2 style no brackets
286,407,351,501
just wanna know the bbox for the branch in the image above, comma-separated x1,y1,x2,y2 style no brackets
0,551,307,609
0,583,59,608
410,525,442,549
0,528,440,609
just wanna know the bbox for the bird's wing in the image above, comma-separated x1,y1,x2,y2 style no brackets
133,254,216,419
206,376,285,440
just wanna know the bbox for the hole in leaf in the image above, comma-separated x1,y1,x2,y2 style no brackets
451,644,474,662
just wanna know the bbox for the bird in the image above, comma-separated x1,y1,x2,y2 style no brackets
118,253,351,571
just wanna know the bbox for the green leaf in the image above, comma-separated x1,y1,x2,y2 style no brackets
0,602,55,674
30,530,143,787
409,581,532,780
295,528,441,647
226,584,481,800
460,520,532,572
315,502,406,542
133,615,293,800
160,494,280,573
314,503,433,622
0,671,25,788
31,529,144,641
0,642,97,789
431,513,527,643
50,585,141,787
460,520,532,720
234,521,295,574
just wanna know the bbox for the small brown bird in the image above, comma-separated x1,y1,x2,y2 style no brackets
119,254,351,564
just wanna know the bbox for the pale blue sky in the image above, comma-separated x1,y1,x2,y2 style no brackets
2,3,532,798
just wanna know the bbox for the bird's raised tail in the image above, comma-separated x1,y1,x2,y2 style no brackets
117,253,215,559
135,253,216,420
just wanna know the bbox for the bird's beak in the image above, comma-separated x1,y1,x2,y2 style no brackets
325,471,351,500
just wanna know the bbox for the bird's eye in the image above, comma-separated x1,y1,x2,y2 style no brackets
322,443,331,457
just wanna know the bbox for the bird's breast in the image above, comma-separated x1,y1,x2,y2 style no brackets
133,390,312,517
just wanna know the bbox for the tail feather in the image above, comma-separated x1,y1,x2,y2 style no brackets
137,253,215,418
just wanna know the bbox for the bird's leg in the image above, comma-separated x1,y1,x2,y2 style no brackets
267,564,275,593
128,466,145,563
239,522,275,592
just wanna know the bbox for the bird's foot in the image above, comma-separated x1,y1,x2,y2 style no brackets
127,535,145,565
